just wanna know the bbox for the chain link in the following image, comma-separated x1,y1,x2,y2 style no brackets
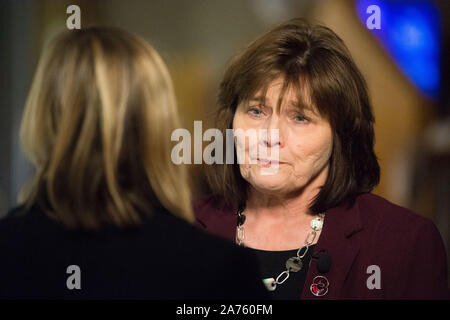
236,225,245,245
297,244,309,259
304,230,317,246
275,271,290,284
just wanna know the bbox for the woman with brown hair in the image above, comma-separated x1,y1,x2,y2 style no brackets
0,27,267,300
195,18,449,299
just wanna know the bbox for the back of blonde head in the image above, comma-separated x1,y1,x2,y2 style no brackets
20,27,194,230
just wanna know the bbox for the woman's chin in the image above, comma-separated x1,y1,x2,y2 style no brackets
248,175,292,194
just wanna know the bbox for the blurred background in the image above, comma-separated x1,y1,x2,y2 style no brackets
0,0,449,276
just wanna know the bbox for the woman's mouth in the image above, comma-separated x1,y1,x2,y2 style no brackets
256,158,285,167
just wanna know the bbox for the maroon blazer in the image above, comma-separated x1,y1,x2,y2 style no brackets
194,193,449,300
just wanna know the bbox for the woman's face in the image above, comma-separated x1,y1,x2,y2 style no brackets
232,78,333,196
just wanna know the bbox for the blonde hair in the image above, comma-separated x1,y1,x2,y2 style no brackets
19,27,194,230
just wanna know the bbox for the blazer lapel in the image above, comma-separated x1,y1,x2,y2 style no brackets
301,199,363,299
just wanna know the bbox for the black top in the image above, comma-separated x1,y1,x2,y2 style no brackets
0,204,269,300
249,244,315,300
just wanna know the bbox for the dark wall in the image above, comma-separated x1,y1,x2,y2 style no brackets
0,0,35,216
0,0,13,215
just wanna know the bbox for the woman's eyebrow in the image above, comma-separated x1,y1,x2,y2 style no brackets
288,99,318,114
248,96,265,103
248,96,273,108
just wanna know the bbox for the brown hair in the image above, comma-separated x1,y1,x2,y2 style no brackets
207,18,380,213
20,27,194,230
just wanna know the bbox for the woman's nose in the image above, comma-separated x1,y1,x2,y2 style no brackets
261,116,283,148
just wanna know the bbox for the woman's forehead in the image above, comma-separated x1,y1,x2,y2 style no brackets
246,79,317,114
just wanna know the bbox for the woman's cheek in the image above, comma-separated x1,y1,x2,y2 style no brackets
239,164,251,180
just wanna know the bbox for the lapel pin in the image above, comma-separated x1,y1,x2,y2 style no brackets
310,275,329,297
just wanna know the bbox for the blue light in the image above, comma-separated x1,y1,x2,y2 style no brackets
356,0,441,98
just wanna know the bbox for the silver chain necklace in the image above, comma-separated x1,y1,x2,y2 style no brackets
235,207,325,291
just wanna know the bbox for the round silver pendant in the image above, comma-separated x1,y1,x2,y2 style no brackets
286,256,302,272
310,216,324,231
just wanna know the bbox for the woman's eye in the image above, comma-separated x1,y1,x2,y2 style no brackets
248,108,263,116
294,115,308,123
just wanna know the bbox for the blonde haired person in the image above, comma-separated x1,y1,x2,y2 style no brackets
0,27,267,300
